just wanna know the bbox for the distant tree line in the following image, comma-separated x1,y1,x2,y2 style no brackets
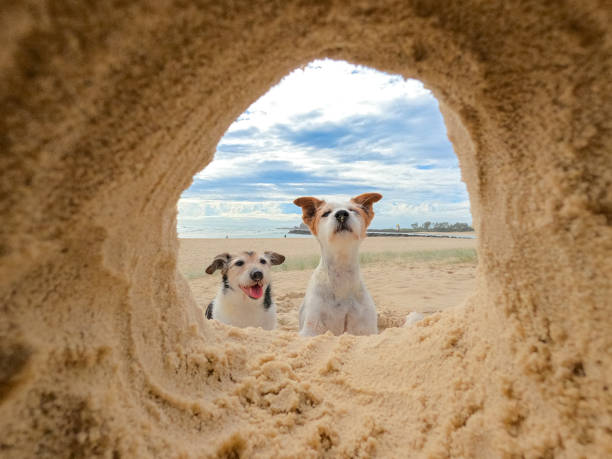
412,221,473,232
371,221,474,233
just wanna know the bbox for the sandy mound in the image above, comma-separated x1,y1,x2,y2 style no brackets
1,1,610,457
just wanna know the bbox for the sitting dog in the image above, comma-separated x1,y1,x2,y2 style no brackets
204,251,285,330
293,193,382,336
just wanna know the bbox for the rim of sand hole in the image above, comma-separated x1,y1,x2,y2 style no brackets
4,3,609,456
176,61,479,335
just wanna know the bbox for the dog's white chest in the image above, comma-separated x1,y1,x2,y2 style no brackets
212,290,276,330
300,264,377,336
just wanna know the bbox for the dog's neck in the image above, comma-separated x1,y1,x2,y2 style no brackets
317,240,363,296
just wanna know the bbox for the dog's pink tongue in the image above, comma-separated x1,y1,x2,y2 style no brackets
248,285,263,299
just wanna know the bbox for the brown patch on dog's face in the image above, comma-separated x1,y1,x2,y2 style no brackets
350,193,382,230
205,253,232,274
293,197,325,235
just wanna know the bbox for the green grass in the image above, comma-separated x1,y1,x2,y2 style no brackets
273,254,321,272
360,248,477,265
273,248,477,272
182,248,477,279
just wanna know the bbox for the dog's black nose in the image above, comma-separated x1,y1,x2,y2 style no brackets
335,210,349,222
250,270,263,281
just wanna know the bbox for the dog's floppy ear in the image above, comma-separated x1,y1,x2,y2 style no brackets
351,193,382,213
265,251,285,266
205,253,232,274
293,197,324,229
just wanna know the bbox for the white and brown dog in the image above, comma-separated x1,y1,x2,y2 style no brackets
293,193,382,336
204,251,285,330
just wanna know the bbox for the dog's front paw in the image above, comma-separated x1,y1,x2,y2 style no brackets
403,311,425,327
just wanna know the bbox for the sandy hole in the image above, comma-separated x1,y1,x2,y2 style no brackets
176,62,478,334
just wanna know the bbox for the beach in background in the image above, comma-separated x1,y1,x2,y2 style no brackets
178,235,477,331
177,220,476,239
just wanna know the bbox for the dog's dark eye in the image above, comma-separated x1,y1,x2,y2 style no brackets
260,259,267,264
322,210,332,217
349,208,358,213
235,260,244,267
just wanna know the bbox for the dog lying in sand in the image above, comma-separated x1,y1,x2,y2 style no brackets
293,193,382,336
205,251,285,330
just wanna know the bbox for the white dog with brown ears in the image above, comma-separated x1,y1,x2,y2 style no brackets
204,251,285,330
293,193,382,336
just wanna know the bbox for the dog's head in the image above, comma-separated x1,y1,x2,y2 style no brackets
205,251,285,300
293,193,382,246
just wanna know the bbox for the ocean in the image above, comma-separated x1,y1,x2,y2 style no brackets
177,220,310,239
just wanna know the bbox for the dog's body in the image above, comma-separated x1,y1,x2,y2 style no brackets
294,193,382,336
204,251,285,330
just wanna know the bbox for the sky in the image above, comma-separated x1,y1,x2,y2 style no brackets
178,59,471,234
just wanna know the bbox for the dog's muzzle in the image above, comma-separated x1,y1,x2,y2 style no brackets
335,210,351,232
335,210,349,223
241,270,265,299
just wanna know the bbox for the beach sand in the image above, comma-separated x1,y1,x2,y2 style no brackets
179,235,478,332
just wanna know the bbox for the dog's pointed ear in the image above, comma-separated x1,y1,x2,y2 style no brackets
293,197,324,229
265,251,285,266
205,253,232,274
351,193,382,228
351,193,382,213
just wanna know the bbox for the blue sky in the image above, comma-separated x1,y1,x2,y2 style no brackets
178,59,471,231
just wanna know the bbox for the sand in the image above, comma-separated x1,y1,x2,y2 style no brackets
180,237,477,331
1,1,611,457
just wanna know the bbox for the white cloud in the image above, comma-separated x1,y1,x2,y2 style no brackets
227,60,429,132
178,198,296,221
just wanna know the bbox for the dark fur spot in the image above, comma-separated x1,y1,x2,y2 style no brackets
222,274,232,291
264,285,272,310
205,302,213,319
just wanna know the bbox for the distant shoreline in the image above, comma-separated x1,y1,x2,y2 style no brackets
287,229,476,239
177,229,476,240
